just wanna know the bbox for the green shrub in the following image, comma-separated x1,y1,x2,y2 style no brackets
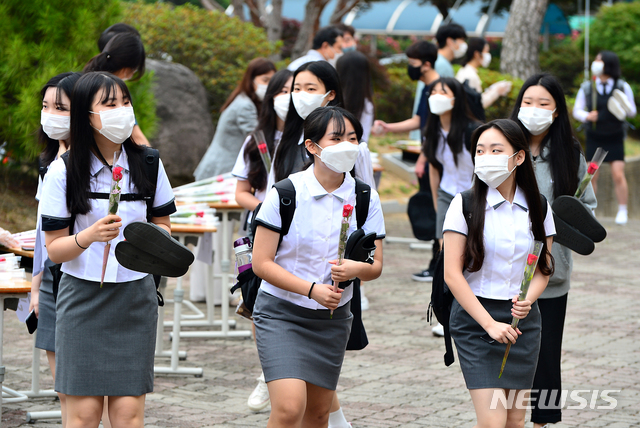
539,40,584,97
0,0,122,161
123,1,278,122
475,67,524,121
373,63,415,124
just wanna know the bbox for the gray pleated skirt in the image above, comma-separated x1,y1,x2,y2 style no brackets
55,273,158,396
35,258,56,352
450,296,541,390
253,289,353,391
436,188,455,239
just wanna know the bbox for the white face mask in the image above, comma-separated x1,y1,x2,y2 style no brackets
518,107,555,136
474,152,518,189
41,112,70,141
90,106,135,144
481,52,492,68
429,94,454,115
255,84,268,101
273,94,290,121
591,61,604,77
453,41,468,59
314,141,360,173
292,91,330,120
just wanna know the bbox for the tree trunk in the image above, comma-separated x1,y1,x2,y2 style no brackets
245,0,263,28
231,0,245,20
199,0,225,12
290,0,332,60
500,0,548,80
329,0,360,25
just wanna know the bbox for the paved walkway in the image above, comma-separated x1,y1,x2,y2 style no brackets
2,213,639,427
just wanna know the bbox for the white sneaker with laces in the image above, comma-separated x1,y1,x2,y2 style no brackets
432,323,445,337
615,209,628,225
247,373,270,411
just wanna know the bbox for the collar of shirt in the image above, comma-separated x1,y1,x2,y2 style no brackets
89,146,131,177
303,164,355,203
486,185,528,212
595,77,614,93
307,49,326,61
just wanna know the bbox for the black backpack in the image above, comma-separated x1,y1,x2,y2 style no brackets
233,177,372,350
427,189,547,366
462,80,486,122
50,148,163,304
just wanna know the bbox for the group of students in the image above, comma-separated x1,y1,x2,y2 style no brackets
27,18,636,428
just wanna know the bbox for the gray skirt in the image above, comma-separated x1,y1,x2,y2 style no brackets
35,258,56,352
253,289,353,390
436,188,455,239
55,273,158,396
450,297,541,390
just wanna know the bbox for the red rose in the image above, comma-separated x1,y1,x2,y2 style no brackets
527,254,539,265
196,212,204,218
258,143,268,154
342,204,354,218
112,166,123,181
587,162,598,175
216,175,224,182
221,198,229,203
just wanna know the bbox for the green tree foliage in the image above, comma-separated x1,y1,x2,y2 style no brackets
123,1,278,122
0,0,122,160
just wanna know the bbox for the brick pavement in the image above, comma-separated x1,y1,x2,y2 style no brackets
2,213,639,427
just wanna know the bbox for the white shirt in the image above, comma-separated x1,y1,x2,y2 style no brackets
255,165,386,309
360,98,374,143
232,131,283,203
442,186,556,300
40,146,176,283
434,130,474,197
455,64,502,109
287,50,326,71
573,77,637,122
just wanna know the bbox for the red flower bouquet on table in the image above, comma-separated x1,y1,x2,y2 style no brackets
498,240,544,378
101,152,123,287
575,147,608,198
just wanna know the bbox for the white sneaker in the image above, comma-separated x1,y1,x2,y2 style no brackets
247,373,270,411
615,209,628,225
432,323,445,337
361,294,369,311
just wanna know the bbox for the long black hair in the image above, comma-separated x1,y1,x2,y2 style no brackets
336,51,373,121
509,73,582,199
464,37,487,66
39,72,82,169
67,72,153,215
84,32,146,81
275,61,344,182
424,78,478,176
465,119,553,276
98,23,141,52
244,69,293,191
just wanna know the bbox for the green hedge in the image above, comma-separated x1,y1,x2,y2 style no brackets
123,1,278,122
0,0,122,161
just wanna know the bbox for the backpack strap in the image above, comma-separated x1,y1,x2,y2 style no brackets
38,156,47,181
273,178,296,248
354,178,371,230
142,147,160,221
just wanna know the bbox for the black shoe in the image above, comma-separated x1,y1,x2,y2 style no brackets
412,269,433,282
123,222,195,269
552,196,606,243
115,241,189,278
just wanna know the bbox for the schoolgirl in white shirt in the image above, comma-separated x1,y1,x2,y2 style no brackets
252,107,385,428
40,72,176,428
443,119,555,428
231,68,294,412
423,77,481,246
30,71,82,427
233,68,294,214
